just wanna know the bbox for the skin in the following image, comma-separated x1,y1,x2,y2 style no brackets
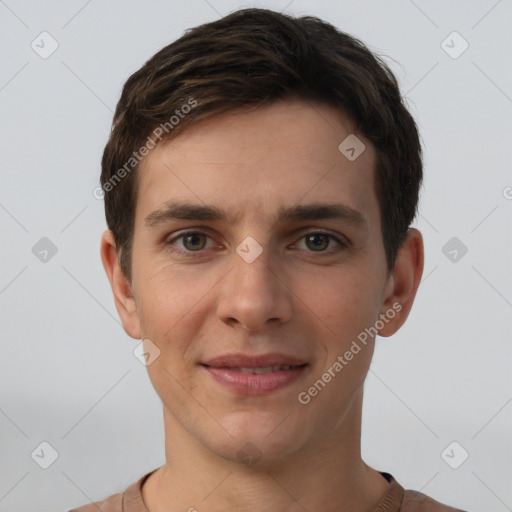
101,98,424,512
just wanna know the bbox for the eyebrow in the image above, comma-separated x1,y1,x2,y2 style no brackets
144,200,368,230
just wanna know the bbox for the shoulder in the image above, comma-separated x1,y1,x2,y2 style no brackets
66,469,156,512
379,472,467,512
402,489,467,511
66,490,123,512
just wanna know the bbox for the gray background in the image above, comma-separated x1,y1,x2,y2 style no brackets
1,0,511,511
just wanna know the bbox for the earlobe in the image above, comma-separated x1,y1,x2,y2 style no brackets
100,230,142,339
377,228,424,337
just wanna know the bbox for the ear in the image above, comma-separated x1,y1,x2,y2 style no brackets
100,230,141,339
377,228,424,337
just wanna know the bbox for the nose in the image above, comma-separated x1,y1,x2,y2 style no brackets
216,245,293,333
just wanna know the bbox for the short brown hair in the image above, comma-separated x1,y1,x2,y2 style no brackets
101,7,423,281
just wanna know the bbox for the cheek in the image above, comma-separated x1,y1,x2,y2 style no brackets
301,268,382,342
145,358,199,424
135,266,226,385
136,263,213,334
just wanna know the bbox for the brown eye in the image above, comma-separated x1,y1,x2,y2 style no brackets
304,233,331,251
165,230,218,258
181,232,208,251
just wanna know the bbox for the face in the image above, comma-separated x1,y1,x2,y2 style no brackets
105,99,413,465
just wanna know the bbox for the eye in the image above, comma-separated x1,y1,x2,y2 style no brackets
166,230,215,255
164,229,348,259
293,232,347,253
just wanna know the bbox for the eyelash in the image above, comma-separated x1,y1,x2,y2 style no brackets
164,229,348,258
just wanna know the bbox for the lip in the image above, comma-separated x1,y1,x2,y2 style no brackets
202,353,308,368
201,353,309,395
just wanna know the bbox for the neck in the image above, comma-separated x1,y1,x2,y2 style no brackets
142,388,389,512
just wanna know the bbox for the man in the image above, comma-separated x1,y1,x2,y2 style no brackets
70,7,466,512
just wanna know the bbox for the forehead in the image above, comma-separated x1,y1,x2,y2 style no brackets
135,99,379,230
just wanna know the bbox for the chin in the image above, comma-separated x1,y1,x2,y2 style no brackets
209,410,309,467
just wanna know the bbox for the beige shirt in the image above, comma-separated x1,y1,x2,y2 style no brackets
68,470,467,512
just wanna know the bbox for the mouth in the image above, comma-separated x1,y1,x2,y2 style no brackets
208,364,306,374
200,353,309,395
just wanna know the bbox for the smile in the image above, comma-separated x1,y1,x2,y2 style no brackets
201,360,309,395
235,365,297,374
